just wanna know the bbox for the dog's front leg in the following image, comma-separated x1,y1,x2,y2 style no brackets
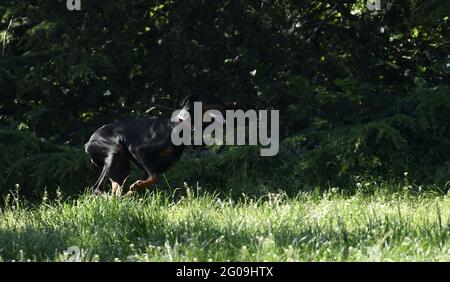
127,174,160,195
126,148,162,195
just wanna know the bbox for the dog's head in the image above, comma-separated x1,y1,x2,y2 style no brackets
175,94,236,124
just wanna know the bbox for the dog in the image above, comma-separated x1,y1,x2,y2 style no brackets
84,95,229,196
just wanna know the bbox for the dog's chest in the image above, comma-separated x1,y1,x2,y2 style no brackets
154,145,183,172
159,146,174,158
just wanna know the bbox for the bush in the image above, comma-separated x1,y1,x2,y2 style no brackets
0,129,95,200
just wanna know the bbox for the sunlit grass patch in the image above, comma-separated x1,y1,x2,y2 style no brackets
0,186,450,262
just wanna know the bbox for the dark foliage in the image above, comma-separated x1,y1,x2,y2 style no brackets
0,1,449,198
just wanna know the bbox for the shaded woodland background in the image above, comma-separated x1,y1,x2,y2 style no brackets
0,0,449,199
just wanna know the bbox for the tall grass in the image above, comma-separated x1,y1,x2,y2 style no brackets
1,184,450,262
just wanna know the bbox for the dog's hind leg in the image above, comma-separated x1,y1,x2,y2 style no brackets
110,179,128,197
92,165,110,194
86,142,113,194
109,154,130,196
92,148,123,194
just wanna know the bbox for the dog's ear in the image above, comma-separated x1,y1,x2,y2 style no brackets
180,94,193,107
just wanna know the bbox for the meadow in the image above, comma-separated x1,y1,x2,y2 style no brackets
1,0,449,264
1,184,450,262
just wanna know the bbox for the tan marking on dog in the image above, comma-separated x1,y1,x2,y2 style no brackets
128,175,160,194
160,146,174,157
110,179,122,196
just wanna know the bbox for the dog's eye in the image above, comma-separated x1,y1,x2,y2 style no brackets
172,109,190,122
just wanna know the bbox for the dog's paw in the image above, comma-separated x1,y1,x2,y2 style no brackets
93,189,105,196
113,188,123,197
129,180,144,191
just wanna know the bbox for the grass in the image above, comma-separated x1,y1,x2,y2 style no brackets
1,184,450,262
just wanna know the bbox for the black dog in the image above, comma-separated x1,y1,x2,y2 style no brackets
84,95,228,196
